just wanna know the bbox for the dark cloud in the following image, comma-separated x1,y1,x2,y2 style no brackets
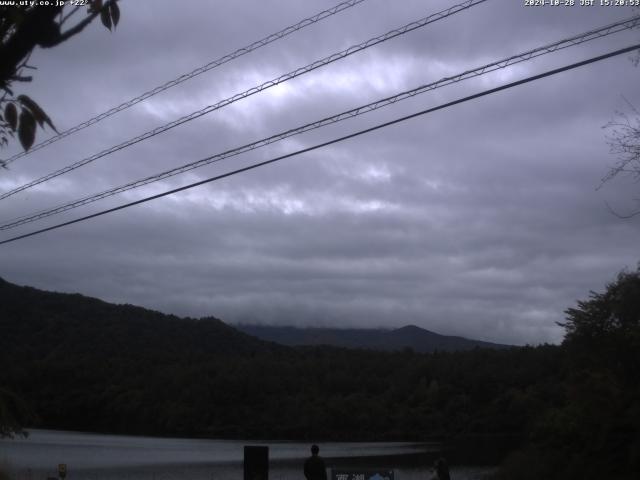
1,0,640,345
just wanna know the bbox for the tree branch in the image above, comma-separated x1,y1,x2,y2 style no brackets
605,200,640,219
56,0,118,45
0,7,62,83
59,5,82,27
10,75,32,82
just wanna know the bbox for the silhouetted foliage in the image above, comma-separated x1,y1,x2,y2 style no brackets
563,266,640,343
602,103,640,217
496,266,640,480
0,1,120,157
0,387,33,438
600,10,640,217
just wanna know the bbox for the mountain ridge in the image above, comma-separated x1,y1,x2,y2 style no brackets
235,323,511,352
0,276,510,353
0,276,283,359
0,275,561,444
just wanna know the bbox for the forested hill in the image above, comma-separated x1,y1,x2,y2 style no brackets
0,275,545,441
2,271,639,480
0,276,281,359
0,276,506,356
236,324,511,352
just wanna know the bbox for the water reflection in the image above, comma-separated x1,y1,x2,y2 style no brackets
1,430,490,480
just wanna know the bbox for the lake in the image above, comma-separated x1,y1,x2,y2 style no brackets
0,430,494,480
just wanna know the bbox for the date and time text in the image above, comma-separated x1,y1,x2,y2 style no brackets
525,0,640,6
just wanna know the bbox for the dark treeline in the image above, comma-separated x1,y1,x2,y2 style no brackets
1,270,639,479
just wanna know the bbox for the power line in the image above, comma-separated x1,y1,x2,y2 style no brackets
1,43,638,247
0,0,370,166
0,0,488,201
2,14,638,231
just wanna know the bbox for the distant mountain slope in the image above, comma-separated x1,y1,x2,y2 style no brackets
0,276,281,361
236,323,511,352
0,276,565,444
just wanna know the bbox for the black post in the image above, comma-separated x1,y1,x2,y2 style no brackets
244,445,269,480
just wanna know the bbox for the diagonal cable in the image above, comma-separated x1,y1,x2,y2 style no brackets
2,43,639,246
1,14,638,231
0,0,489,201
1,0,370,166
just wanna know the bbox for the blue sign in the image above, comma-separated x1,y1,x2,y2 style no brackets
331,469,394,480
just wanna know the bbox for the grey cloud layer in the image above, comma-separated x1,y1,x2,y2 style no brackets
1,0,639,345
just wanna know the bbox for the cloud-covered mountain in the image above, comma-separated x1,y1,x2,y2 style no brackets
236,324,511,352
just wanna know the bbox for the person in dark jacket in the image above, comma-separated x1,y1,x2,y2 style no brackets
304,444,327,480
434,457,451,480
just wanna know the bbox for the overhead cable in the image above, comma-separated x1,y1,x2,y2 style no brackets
0,0,488,201
1,43,638,246
2,14,638,231
0,0,370,166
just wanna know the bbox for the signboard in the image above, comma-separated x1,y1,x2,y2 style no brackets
57,464,67,479
244,445,268,480
331,469,394,480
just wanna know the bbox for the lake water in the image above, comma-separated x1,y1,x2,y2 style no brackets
0,430,494,480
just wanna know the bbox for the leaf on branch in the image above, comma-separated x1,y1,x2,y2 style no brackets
10,75,33,83
18,109,36,151
110,2,120,28
17,95,57,132
4,103,17,131
89,0,103,14
100,6,112,31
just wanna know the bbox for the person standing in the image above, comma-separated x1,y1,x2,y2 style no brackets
304,444,327,480
434,457,451,480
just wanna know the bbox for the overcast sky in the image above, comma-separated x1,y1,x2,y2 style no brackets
1,0,639,345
